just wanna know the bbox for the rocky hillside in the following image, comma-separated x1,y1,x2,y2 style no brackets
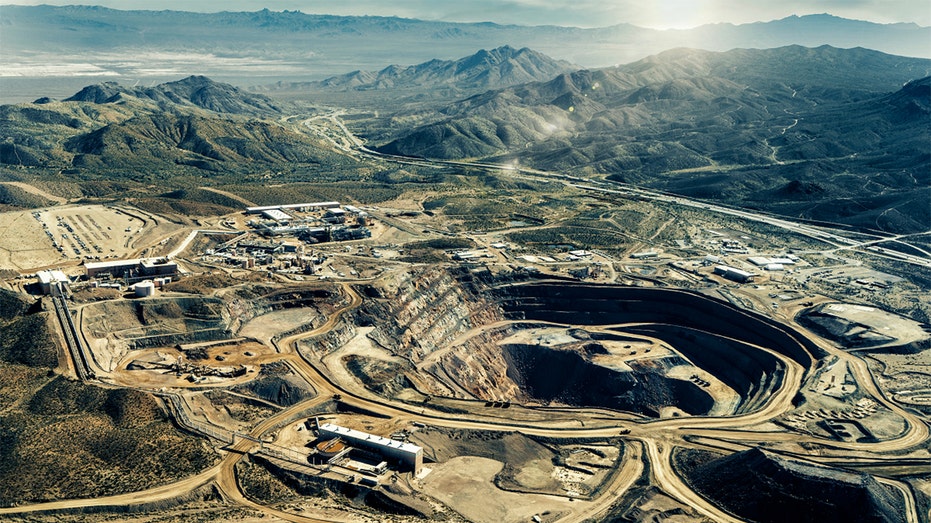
0,76,343,174
0,377,218,504
0,290,56,368
376,45,931,233
64,75,284,115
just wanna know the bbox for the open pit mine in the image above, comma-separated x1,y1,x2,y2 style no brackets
4,251,928,523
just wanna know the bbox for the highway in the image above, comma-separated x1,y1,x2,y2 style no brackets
349,128,931,270
294,109,931,269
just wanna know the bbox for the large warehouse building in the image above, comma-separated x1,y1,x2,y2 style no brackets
318,423,423,474
714,265,755,283
85,257,178,282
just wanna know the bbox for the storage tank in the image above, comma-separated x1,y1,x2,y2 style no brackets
134,280,155,298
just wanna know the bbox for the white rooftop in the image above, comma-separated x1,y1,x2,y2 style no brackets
319,423,422,455
85,258,143,270
715,265,753,277
246,202,341,213
262,209,292,222
749,256,797,266
37,270,68,284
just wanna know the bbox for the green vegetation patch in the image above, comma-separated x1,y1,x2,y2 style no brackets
162,187,243,208
164,272,265,294
130,197,237,217
237,458,300,504
399,237,476,263
0,376,217,504
506,225,630,250
0,183,54,209
0,291,56,368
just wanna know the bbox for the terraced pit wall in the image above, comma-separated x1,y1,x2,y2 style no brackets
358,270,818,416
360,267,503,362
489,283,822,367
489,283,819,414
226,286,342,334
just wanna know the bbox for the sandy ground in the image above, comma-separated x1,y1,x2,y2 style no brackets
666,365,741,416
818,302,929,348
238,308,323,346
417,456,573,523
319,326,407,397
0,209,64,270
109,342,272,389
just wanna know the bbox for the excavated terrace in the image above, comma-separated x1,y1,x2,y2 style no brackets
354,271,820,418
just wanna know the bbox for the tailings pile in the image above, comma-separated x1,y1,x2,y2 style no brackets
501,341,713,416
684,448,905,523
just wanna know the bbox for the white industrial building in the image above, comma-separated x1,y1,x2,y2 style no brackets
748,256,797,267
631,251,658,259
245,202,341,214
714,265,755,283
318,423,423,474
36,270,69,295
262,209,292,223
133,280,156,297
85,258,177,282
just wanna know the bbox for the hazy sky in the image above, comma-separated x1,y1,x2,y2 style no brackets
4,0,929,28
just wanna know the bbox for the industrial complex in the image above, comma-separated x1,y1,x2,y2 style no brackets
4,174,928,523
316,422,424,475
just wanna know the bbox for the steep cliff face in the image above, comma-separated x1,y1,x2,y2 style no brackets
361,267,503,361
431,325,526,401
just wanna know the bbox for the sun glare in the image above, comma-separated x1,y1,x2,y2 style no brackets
635,1,713,29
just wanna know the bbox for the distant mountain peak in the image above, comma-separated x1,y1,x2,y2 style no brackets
65,76,283,115
299,45,578,93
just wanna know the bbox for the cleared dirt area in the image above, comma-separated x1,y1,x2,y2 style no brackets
238,308,322,345
417,456,573,523
0,181,68,204
110,341,272,389
0,204,180,271
0,209,64,270
799,302,930,350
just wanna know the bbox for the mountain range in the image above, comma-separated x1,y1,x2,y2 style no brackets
0,77,331,172
263,46,577,94
375,45,930,232
1,44,929,233
63,76,285,116
1,6,929,102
